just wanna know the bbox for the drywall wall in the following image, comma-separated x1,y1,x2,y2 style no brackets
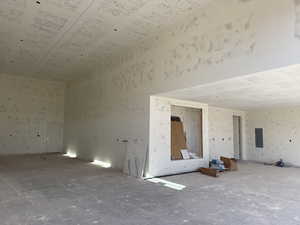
247,107,300,166
208,107,246,160
0,74,65,154
171,105,202,156
64,0,300,176
149,97,208,177
148,99,247,177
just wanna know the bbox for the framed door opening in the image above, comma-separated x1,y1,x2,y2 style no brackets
233,115,242,160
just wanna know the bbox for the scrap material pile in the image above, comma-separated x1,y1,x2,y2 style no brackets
264,159,298,168
199,156,238,177
171,116,200,160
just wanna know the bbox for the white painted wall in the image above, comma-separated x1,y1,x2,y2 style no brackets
0,74,65,154
247,107,300,166
148,99,247,177
64,0,300,176
208,107,246,160
149,97,209,177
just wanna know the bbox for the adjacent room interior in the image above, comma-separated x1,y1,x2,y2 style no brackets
1,0,300,224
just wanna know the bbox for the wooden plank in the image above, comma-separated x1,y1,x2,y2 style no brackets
199,168,219,177
171,121,186,160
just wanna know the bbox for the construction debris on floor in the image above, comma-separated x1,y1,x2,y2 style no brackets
264,159,289,168
199,167,219,177
199,156,238,177
275,159,285,167
220,156,238,171
210,159,225,171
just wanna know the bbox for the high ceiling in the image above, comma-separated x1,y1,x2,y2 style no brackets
162,64,300,110
0,0,212,81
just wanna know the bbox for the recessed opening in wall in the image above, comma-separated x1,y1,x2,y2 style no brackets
171,105,203,160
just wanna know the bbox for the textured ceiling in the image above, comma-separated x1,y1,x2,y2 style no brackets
162,64,300,110
0,0,213,81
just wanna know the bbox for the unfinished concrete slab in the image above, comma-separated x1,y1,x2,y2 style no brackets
0,154,300,225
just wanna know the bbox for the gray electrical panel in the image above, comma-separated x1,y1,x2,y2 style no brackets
255,128,263,148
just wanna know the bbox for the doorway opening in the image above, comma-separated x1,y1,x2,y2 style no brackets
233,115,242,159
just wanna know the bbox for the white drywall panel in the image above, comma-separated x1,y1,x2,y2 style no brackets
149,96,209,177
0,73,65,154
247,107,300,166
208,107,246,160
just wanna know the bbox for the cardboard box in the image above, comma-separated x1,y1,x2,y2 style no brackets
220,156,238,171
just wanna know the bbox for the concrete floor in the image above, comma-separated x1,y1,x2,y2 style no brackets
0,154,300,225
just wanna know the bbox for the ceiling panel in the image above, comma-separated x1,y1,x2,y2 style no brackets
162,64,300,110
0,0,214,81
